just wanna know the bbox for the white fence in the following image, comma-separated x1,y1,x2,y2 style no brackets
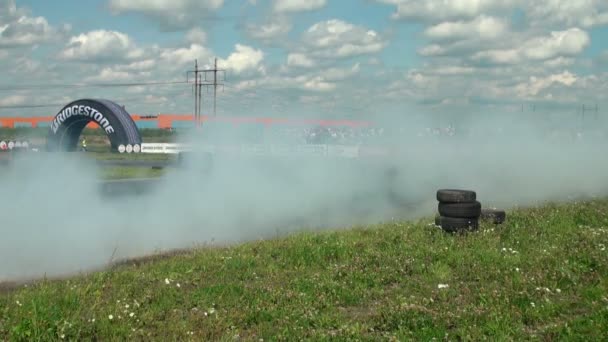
140,143,361,158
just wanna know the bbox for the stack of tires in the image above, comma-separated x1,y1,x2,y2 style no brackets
435,189,481,233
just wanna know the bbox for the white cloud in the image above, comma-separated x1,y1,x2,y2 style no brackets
301,19,386,58
425,15,508,41
303,76,336,91
321,63,361,81
159,43,212,67
186,27,207,44
273,0,326,13
429,66,476,75
287,53,315,68
108,0,225,29
0,94,27,107
544,57,575,68
218,44,264,74
59,30,144,62
143,94,169,104
376,0,517,21
526,0,608,28
119,59,157,72
86,68,134,82
471,28,590,65
245,16,292,43
523,28,590,60
471,49,520,64
515,71,578,97
0,0,66,48
378,0,608,28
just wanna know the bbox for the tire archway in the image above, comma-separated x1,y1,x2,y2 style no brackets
46,99,142,152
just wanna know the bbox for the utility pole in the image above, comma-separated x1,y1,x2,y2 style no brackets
186,59,225,128
204,58,225,117
594,103,599,120
195,59,200,127
213,58,218,117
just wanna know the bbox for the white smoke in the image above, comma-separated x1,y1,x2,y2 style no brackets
1,108,607,282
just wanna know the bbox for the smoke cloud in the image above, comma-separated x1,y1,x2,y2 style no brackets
1,109,607,282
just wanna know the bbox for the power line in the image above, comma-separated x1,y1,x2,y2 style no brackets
0,80,189,92
0,92,189,110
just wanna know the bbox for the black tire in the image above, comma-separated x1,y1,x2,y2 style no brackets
438,201,482,218
435,216,479,232
480,209,506,224
436,189,476,203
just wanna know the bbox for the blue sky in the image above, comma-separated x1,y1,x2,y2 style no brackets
1,0,607,119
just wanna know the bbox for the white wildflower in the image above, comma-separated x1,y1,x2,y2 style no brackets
437,284,449,289
108,315,114,320
165,278,171,285
130,312,135,318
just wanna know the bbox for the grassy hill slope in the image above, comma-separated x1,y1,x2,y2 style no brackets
1,199,607,341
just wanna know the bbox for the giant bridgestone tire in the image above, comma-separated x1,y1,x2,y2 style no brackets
438,201,482,218
437,189,476,203
435,216,479,232
46,99,142,152
480,209,506,224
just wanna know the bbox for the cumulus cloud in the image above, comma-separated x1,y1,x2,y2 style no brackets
108,0,225,29
59,30,145,63
245,16,292,44
300,19,386,59
159,43,212,67
0,94,27,107
377,0,608,28
0,0,67,48
218,44,264,74
471,28,590,65
86,68,135,82
375,0,517,21
273,0,326,13
425,15,508,41
515,71,578,97
526,0,608,28
287,53,315,68
303,76,336,91
321,63,361,81
186,27,207,44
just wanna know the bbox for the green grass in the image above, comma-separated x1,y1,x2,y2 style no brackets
99,167,166,180
1,199,608,340
91,152,173,162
